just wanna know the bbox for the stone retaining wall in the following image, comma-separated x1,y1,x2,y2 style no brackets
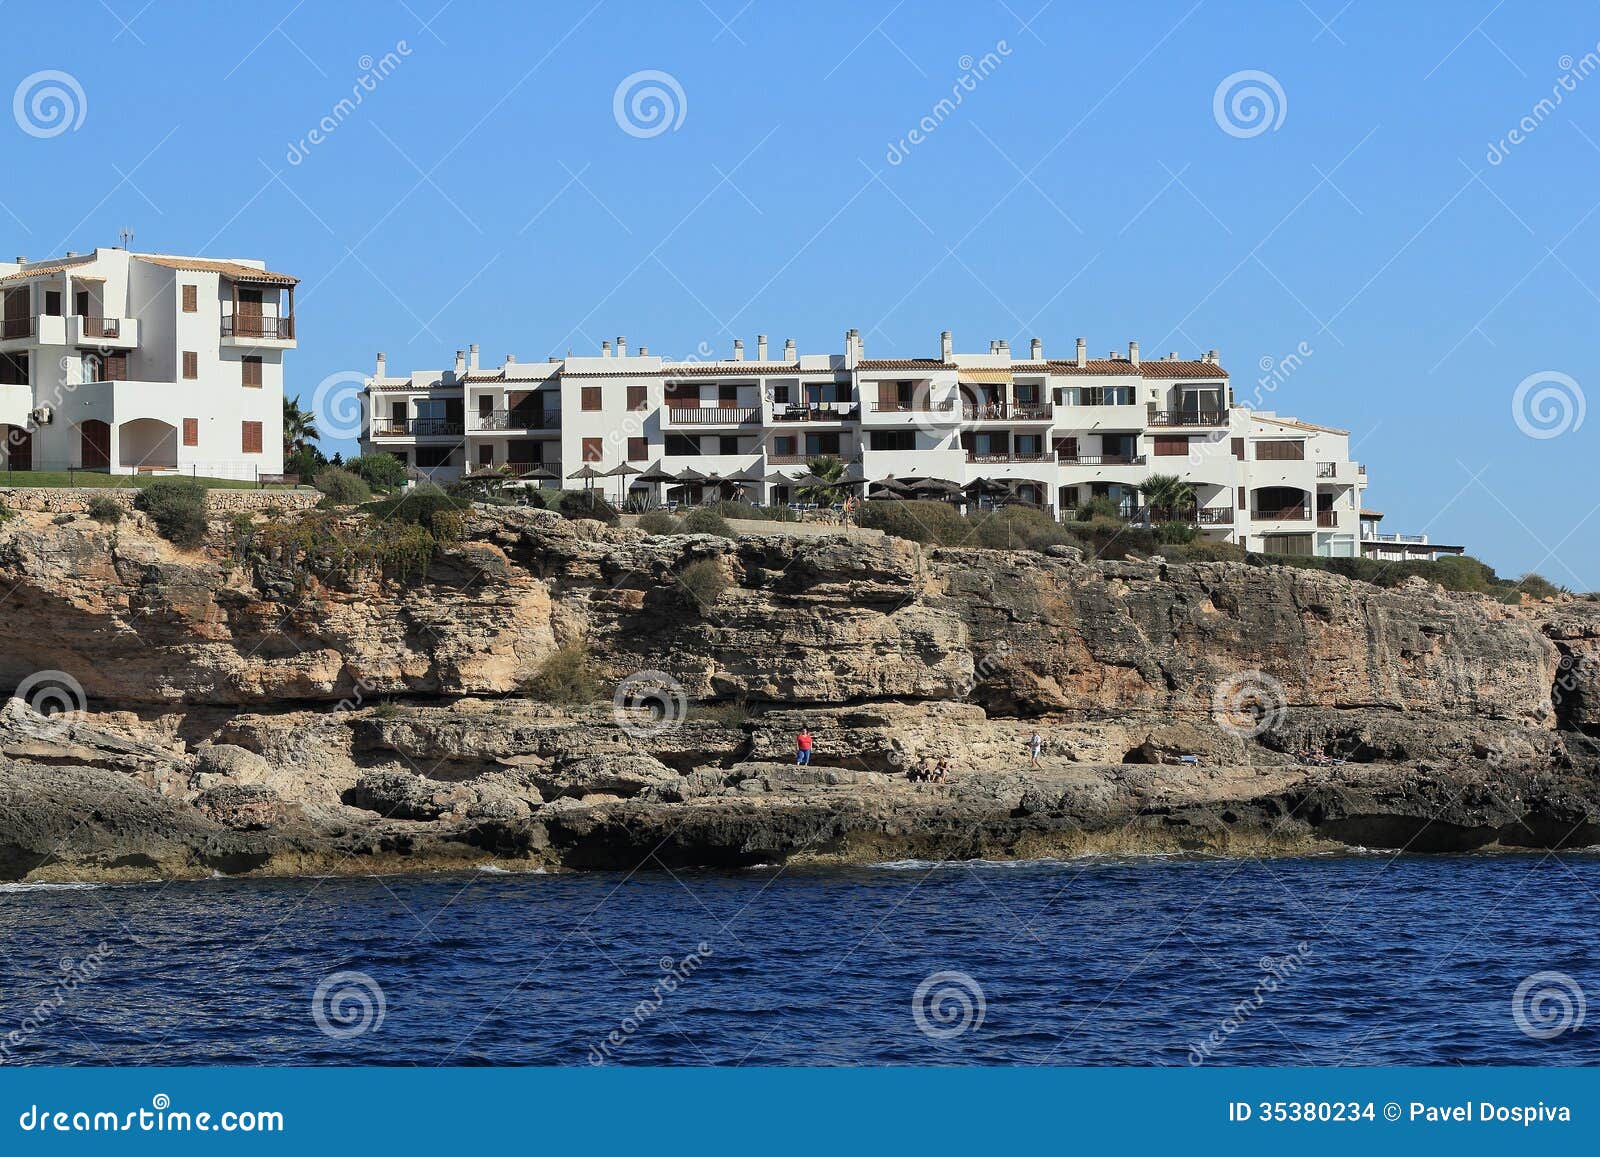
0,487,320,515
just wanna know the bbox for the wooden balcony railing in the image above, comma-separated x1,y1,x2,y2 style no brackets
1058,453,1147,466
1149,409,1227,427
472,408,561,431
1,317,34,340
221,315,295,339
372,418,463,437
1253,506,1309,521
1196,507,1235,525
79,315,122,338
1317,510,1339,527
665,405,759,425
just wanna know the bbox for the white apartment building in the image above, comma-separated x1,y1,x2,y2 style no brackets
362,330,1375,557
0,247,294,478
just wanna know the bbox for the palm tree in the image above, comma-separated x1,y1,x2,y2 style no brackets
1137,473,1194,522
797,454,846,505
283,395,320,457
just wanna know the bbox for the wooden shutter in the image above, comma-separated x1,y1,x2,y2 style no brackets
582,437,602,462
241,356,262,388
242,421,263,454
877,381,898,410
182,418,198,446
627,436,647,460
1256,439,1305,461
1054,436,1078,461
626,385,647,410
1237,486,1246,510
581,386,602,411
182,285,198,313
1231,437,1244,460
182,351,198,379
1153,435,1189,456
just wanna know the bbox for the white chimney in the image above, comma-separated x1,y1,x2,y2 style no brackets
506,353,516,364
1168,351,1178,360
453,349,466,376
602,340,612,357
1209,347,1220,363
1030,338,1042,360
783,338,796,361
376,351,387,378
733,339,744,361
757,334,768,361
1128,340,1140,367
941,330,954,363
844,328,858,369
616,335,626,358
637,345,648,356
1075,338,1087,369
469,343,480,371
997,339,1009,357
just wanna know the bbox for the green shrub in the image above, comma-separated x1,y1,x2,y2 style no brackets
347,452,410,490
558,490,619,524
968,505,1073,551
676,558,730,610
528,643,598,704
86,495,124,524
365,486,470,533
757,504,801,522
1072,519,1155,560
1074,496,1124,523
636,510,682,535
857,499,969,545
0,502,14,522
682,508,735,538
313,467,372,506
134,477,208,547
1152,521,1198,545
1517,572,1566,599
1166,540,1248,563
284,445,327,482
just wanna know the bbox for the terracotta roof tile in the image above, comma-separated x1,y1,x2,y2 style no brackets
133,254,298,285
1138,359,1229,378
856,358,948,370
0,258,97,285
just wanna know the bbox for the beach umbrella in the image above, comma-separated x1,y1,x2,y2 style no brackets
605,460,642,504
869,476,914,498
672,466,708,483
910,477,962,499
571,463,605,492
634,461,676,483
516,464,557,483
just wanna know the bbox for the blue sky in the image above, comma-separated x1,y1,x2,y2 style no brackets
8,0,1600,585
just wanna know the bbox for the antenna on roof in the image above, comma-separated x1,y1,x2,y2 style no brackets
118,227,134,248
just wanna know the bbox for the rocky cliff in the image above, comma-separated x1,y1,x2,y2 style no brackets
1,503,1597,882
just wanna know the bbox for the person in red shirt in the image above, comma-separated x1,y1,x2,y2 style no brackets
796,726,814,765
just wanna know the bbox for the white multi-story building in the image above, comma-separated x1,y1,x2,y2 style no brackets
0,247,294,478
362,330,1378,557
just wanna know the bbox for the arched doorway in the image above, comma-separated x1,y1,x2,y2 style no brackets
117,418,178,472
80,419,110,470
0,424,30,471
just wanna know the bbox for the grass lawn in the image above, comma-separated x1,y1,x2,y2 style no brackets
0,470,309,491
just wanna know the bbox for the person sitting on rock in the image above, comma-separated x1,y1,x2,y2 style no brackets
796,726,814,766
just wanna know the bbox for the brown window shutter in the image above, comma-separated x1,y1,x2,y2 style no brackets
626,385,647,411
581,386,602,411
241,356,262,387
1153,435,1189,456
182,418,198,446
1237,486,1246,509
182,351,198,379
1231,437,1244,460
181,285,198,313
582,437,602,462
242,421,262,454
627,436,647,460
877,381,898,409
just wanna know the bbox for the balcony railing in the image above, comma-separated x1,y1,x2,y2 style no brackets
772,402,858,421
1253,505,1310,521
1357,464,1367,475
1316,462,1337,478
766,453,820,464
665,405,759,425
372,418,464,437
965,450,1054,464
1149,409,1227,427
1317,510,1338,527
472,408,561,431
221,315,295,339
961,402,1052,421
1,317,34,340
78,315,122,338
1058,453,1147,466
1196,507,1235,525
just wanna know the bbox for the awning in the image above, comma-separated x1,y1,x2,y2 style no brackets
957,369,1014,385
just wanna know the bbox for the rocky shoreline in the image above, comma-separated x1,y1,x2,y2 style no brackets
1,503,1598,883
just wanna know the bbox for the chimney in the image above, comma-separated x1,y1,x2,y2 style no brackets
1075,338,1087,369
1128,340,1140,367
757,334,768,361
941,330,954,363
65,250,76,258
637,345,648,356
733,339,744,361
1209,347,1220,363
616,335,627,358
997,339,1009,357
468,343,480,371
1168,351,1178,361
506,353,516,364
14,256,25,264
453,349,466,376
844,328,858,369
602,340,612,357
784,338,796,362
376,352,387,378
1030,338,1042,360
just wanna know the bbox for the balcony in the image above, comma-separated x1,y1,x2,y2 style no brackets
966,451,1054,464
1317,510,1339,527
962,402,1052,421
221,315,296,344
1316,462,1337,479
1058,453,1147,466
771,401,858,422
0,316,35,342
1196,507,1235,525
664,405,759,426
1149,410,1227,427
1253,505,1310,522
372,418,464,438
471,408,561,432
67,314,138,349
867,399,956,414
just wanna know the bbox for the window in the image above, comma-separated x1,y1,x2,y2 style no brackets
182,418,198,447
626,385,648,411
1231,437,1245,460
1153,435,1189,456
771,435,797,457
181,285,198,313
771,384,791,404
182,351,198,380
478,444,495,467
805,432,841,456
582,437,603,462
415,445,453,468
241,356,262,388
44,291,62,317
627,436,648,461
1261,534,1314,557
869,430,916,452
581,387,602,411
718,435,740,455
718,383,738,405
1255,439,1305,461
665,434,700,456
241,421,262,454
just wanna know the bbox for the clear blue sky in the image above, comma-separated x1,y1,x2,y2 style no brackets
9,0,1600,586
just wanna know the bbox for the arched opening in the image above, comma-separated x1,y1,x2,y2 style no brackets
117,418,179,472
1252,486,1309,521
80,419,110,470
0,424,31,471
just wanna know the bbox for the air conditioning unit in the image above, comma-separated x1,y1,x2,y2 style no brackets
30,406,52,424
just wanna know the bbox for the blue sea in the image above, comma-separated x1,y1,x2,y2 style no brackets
2,855,1597,1066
